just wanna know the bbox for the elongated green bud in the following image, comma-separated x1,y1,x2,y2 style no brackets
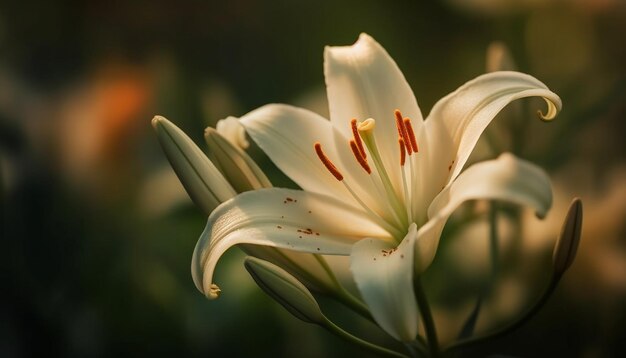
152,116,236,215
154,117,346,300
204,127,272,193
552,198,583,277
244,257,325,324
243,246,341,295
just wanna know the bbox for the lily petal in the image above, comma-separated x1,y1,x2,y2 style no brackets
192,188,390,298
414,153,553,273
421,71,561,205
324,33,424,194
240,104,351,199
240,103,392,220
350,224,419,342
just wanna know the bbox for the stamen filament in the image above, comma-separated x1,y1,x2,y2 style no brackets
398,138,414,225
408,144,423,219
403,117,419,221
350,119,367,159
366,168,406,232
341,181,403,238
314,142,343,181
350,140,371,174
403,118,419,153
399,138,406,167
400,156,413,225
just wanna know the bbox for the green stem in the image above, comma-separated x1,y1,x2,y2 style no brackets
322,319,409,358
444,274,561,355
414,277,440,358
334,286,374,322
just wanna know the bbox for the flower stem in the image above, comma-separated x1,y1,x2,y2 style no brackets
443,273,561,355
322,319,410,358
414,277,440,358
334,286,374,321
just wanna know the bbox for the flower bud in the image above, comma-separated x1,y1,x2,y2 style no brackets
204,127,272,193
243,246,341,295
152,116,236,215
244,257,325,324
216,116,249,149
486,41,516,72
552,198,583,276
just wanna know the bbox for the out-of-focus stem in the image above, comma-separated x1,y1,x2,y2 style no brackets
414,277,440,358
323,319,410,358
443,274,561,356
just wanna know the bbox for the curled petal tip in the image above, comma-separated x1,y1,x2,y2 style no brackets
537,97,561,122
207,283,221,299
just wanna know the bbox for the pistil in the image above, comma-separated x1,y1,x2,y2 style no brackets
358,118,408,229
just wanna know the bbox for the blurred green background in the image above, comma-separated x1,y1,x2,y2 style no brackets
2,0,626,357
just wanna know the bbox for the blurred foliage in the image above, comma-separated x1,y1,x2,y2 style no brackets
2,0,626,357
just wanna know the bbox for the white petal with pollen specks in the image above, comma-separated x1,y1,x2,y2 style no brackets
192,188,391,298
240,103,392,219
350,224,419,342
413,153,553,273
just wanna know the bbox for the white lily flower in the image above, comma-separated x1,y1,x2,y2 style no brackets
192,34,560,342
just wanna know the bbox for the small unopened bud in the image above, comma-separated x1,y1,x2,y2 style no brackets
486,41,516,72
242,246,340,295
552,198,583,276
152,116,236,215
204,127,272,193
244,257,325,324
216,117,249,149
